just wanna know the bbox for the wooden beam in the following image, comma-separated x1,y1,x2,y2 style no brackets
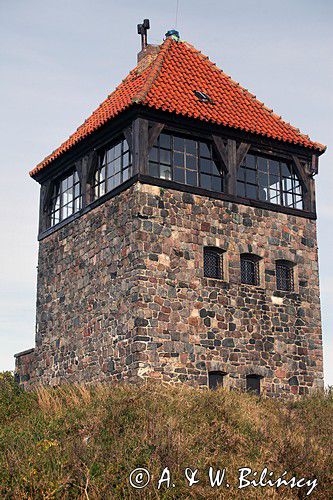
212,135,228,172
39,180,52,233
226,139,237,194
236,142,251,168
132,118,149,175
311,154,319,176
292,155,309,191
148,123,164,151
123,125,133,153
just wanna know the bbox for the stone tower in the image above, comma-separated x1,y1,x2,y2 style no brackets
15,26,326,397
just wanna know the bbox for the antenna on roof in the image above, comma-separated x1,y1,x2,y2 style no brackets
137,19,150,50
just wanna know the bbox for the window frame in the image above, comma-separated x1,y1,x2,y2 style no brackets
203,246,224,280
49,170,82,227
276,260,295,292
240,253,261,286
148,132,224,193
92,136,132,201
237,152,304,210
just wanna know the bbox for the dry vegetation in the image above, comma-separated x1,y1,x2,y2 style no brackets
0,372,332,499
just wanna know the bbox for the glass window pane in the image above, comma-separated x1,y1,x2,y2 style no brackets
186,155,197,170
280,162,291,177
174,136,185,152
185,139,197,156
174,167,185,184
114,142,122,158
201,173,211,190
149,147,158,162
159,133,171,149
269,160,280,176
186,170,198,186
211,176,222,192
246,154,256,168
238,167,246,181
123,168,129,182
258,157,268,172
258,172,269,187
200,142,210,158
160,164,172,180
200,158,212,174
237,182,246,197
246,169,256,184
211,162,220,176
160,149,171,165
149,162,159,178
258,187,268,201
174,152,184,168
246,184,257,199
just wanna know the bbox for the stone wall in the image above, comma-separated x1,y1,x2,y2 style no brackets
17,182,324,396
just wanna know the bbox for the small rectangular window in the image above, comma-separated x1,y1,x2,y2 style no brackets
276,260,294,291
246,375,261,395
240,254,260,286
204,247,223,279
208,372,225,390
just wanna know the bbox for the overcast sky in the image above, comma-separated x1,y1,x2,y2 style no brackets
0,0,332,385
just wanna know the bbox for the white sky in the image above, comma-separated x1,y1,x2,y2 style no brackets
0,0,332,385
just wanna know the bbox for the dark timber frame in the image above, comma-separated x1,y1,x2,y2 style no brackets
34,107,322,239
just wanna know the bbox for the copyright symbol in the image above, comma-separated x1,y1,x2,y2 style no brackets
129,468,150,489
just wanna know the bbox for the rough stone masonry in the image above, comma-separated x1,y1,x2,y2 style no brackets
15,182,323,397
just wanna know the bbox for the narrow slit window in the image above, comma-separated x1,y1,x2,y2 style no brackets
276,260,294,291
246,374,261,395
204,247,224,279
208,371,225,390
240,254,260,286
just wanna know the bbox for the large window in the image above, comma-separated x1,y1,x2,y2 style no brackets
50,170,82,227
276,260,294,291
93,138,132,199
237,154,303,209
240,254,260,286
148,133,223,192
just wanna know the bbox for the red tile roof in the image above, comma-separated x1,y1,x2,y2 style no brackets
31,38,326,177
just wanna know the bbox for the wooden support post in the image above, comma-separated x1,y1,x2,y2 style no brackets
132,117,149,175
212,136,250,195
292,154,316,212
148,123,164,151
39,180,52,233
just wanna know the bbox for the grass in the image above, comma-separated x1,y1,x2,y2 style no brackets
0,371,332,499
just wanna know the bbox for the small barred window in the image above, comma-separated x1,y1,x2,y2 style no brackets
208,371,225,390
240,254,260,286
246,374,261,395
276,260,294,291
204,247,223,279
50,170,82,227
